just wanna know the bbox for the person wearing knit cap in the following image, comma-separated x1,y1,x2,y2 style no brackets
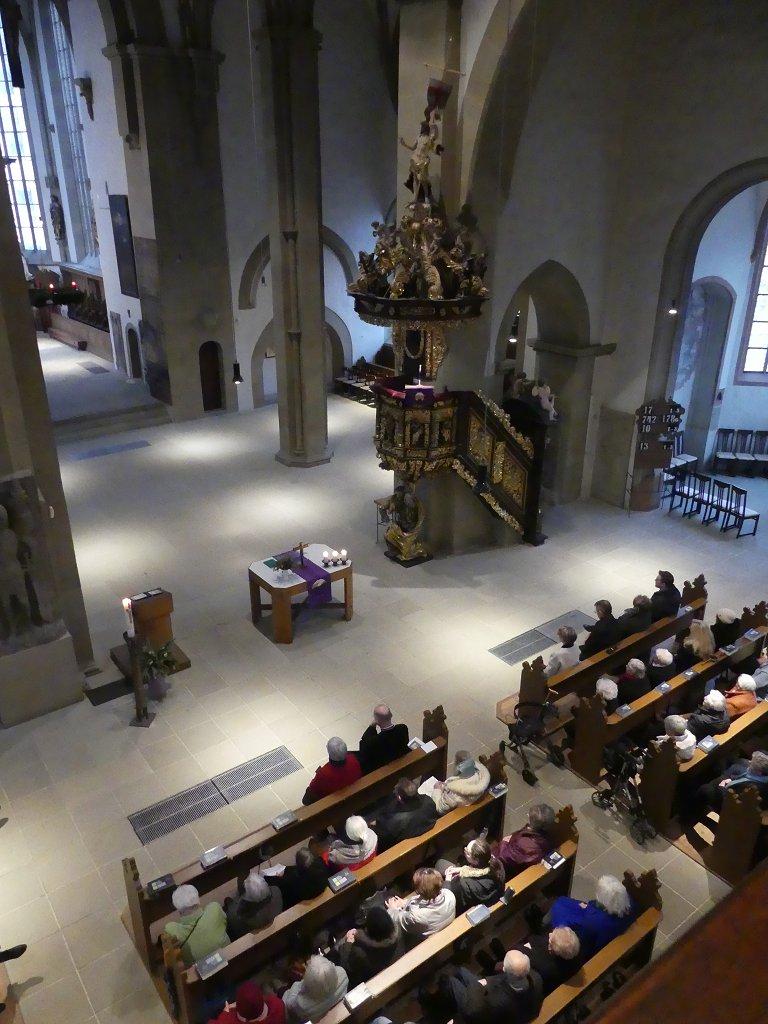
208,981,286,1024
711,608,742,650
724,674,758,720
646,648,677,687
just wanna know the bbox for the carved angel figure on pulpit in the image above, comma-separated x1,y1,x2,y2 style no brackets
400,115,443,203
381,485,429,563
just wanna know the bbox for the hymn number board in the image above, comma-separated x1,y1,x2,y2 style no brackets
634,398,684,469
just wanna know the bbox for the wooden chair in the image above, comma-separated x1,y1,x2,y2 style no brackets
681,472,712,519
670,430,697,473
751,429,768,475
713,428,736,474
733,429,756,474
701,478,731,526
665,466,692,513
721,484,760,537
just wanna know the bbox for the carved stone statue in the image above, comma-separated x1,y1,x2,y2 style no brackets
381,485,429,563
0,504,30,638
50,194,65,243
8,483,53,622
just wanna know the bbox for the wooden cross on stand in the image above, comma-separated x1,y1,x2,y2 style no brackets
292,541,309,566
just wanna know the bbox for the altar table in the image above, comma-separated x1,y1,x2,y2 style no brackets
248,543,353,644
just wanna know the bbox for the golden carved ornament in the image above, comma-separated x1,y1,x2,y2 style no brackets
477,392,535,459
468,412,492,466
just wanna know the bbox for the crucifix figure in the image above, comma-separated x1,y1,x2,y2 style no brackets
292,541,309,566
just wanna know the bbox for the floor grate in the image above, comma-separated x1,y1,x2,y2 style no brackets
78,361,111,374
128,746,303,845
72,439,151,461
129,781,227,844
489,609,596,666
212,746,302,803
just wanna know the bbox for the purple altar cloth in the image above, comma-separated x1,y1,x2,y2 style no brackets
280,552,332,608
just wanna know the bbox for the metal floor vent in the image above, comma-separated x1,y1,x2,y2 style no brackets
212,746,302,803
128,746,303,845
129,781,227,845
489,609,596,666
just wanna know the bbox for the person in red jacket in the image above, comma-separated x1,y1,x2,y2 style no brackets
302,737,362,804
493,804,556,879
208,981,285,1024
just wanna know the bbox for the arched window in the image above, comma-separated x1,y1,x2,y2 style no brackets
736,200,768,384
0,24,46,252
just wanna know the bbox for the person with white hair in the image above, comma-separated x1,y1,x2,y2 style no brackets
443,948,544,1024
163,884,229,965
711,608,742,650
548,874,637,959
507,926,583,995
676,619,716,672
326,815,378,869
646,647,677,687
724,674,758,720
358,704,410,773
616,658,651,704
283,953,348,1024
595,676,620,714
685,688,730,740
302,736,362,805
753,649,768,695
223,868,283,940
656,714,697,763
695,750,768,815
544,625,580,677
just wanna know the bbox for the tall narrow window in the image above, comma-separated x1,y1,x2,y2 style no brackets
737,202,768,383
0,24,46,251
50,3,96,257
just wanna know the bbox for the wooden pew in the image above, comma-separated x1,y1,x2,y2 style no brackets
168,753,508,1024
496,574,708,722
568,608,768,785
124,707,450,969
701,785,765,885
316,807,580,1024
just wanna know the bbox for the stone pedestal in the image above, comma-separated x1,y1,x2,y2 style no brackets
0,631,83,726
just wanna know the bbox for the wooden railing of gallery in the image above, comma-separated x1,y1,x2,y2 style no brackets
123,706,450,969
589,859,768,1024
167,754,510,1024
496,574,708,722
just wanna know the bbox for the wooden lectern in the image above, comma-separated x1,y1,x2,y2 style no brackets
130,589,174,650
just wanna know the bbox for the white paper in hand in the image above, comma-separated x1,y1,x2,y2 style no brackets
418,775,439,796
262,864,286,877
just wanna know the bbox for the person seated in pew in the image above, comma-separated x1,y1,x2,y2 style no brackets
675,620,716,672
325,815,378,870
329,905,404,988
646,647,677,687
650,570,682,622
208,981,285,1024
685,689,731,740
358,704,410,773
579,600,621,661
544,626,580,677
616,595,653,640
368,776,438,851
595,676,620,714
444,950,544,1024
302,738,362,805
694,750,768,814
437,837,506,913
164,884,230,967
711,608,743,650
754,650,768,695
725,674,758,719
616,658,652,704
500,927,583,996
427,751,491,815
283,954,348,1024
223,869,283,941
386,866,456,940
546,874,637,960
493,803,556,879
273,847,331,910
655,714,697,763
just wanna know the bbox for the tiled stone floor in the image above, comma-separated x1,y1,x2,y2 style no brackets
1,396,762,1023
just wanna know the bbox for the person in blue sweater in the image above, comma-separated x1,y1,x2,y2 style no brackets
547,875,637,960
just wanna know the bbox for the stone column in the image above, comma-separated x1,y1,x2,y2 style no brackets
256,0,332,467
0,171,93,680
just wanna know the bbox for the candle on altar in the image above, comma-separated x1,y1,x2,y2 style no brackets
341,549,348,562
122,598,135,638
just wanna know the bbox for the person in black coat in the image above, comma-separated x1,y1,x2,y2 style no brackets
711,609,743,650
368,777,437,851
686,690,730,740
579,601,620,661
646,648,677,686
616,658,652,704
330,906,403,987
615,595,653,640
509,927,583,996
273,848,330,910
358,705,410,774
438,838,505,914
650,570,682,622
446,951,544,1024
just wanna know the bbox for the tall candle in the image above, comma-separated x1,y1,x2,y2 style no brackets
122,598,135,638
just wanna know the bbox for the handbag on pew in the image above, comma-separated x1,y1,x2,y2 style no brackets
353,886,395,927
